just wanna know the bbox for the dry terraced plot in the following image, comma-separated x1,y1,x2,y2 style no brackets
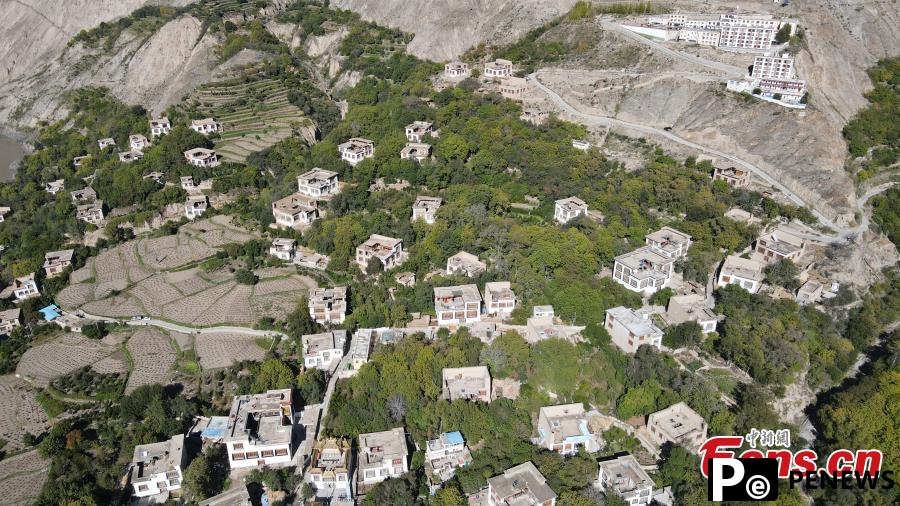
0,376,51,452
0,450,49,505
125,327,178,394
15,333,124,387
194,332,267,369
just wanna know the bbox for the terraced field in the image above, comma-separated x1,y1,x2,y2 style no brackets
186,77,314,162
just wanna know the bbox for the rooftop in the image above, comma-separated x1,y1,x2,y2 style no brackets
225,389,293,446
434,284,482,311
759,226,805,256
413,196,442,211
271,238,296,250
298,168,338,184
303,330,347,355
721,255,764,280
401,143,431,158
487,461,556,505
539,403,590,444
716,166,748,179
44,249,74,267
615,247,672,280
555,196,587,213
185,147,215,158
649,402,706,440
310,286,347,305
606,306,662,337
447,251,486,273
426,431,465,454
358,427,407,467
358,234,402,259
339,138,374,152
598,453,654,495
0,308,21,322
406,121,433,133
442,366,490,393
646,227,691,252
192,118,218,126
130,434,185,483
485,281,515,300
273,193,317,214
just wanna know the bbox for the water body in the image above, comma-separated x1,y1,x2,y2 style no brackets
0,134,26,182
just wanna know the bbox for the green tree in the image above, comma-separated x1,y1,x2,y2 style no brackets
774,24,792,44
663,321,703,349
764,258,800,291
253,359,295,391
649,287,673,307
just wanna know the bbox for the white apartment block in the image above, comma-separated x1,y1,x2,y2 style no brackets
130,434,188,498
302,330,347,370
400,143,431,162
537,403,600,455
554,196,588,224
487,462,557,506
76,200,105,225
441,366,491,402
434,284,483,326
355,234,406,271
269,238,296,261
612,247,674,296
405,121,433,142
484,58,513,78
679,28,721,46
713,166,750,188
751,54,796,80
483,281,516,318
297,168,340,198
647,402,708,452
716,254,765,294
305,438,352,501
191,118,221,135
271,192,319,228
338,138,374,166
755,226,805,264
11,273,39,302
605,306,663,354
98,137,116,149
184,195,208,220
0,308,21,335
44,249,74,278
718,24,776,51
499,77,528,100
446,251,486,277
308,286,347,325
645,226,692,260
129,134,150,151
596,453,654,506
412,196,442,224
150,118,171,137
666,294,718,334
184,148,220,167
444,61,470,78
357,428,409,487
224,389,294,469
425,431,472,485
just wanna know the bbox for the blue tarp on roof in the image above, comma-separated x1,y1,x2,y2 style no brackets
201,416,229,438
38,304,61,321
444,431,464,445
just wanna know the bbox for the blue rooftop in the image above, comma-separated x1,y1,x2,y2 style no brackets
200,416,229,438
444,431,464,445
38,304,61,321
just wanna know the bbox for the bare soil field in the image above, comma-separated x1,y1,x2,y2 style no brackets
194,332,267,369
124,327,177,394
0,376,51,452
0,450,49,505
15,333,124,387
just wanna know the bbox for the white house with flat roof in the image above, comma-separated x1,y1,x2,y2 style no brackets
184,148,220,167
338,138,374,166
44,249,74,278
405,121,433,142
77,200,105,225
224,389,294,469
357,428,409,487
645,227,692,260
755,225,805,264
484,58,513,78
483,281,516,318
297,169,340,198
425,431,472,486
308,286,347,324
305,438,352,502
118,150,144,163
129,434,188,498
716,255,764,294
487,462,557,506
0,308,21,335
269,238,296,261
446,251,486,277
612,247,674,296
533,305,555,319
45,179,65,195
150,118,171,137
537,403,600,455
596,453,654,506
554,197,588,224
302,330,347,370
98,137,116,149
444,61,470,78
10,273,39,302
412,196,442,224
191,118,221,135
441,366,491,402
572,139,591,151
184,195,208,220
666,294,718,334
605,306,663,354
272,192,318,228
647,402,708,452
434,284,482,326
129,134,150,151
355,234,407,271
400,142,431,162
348,329,374,372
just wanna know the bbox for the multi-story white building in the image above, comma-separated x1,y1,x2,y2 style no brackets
271,192,319,228
666,294,718,334
487,462,557,506
224,389,294,469
308,286,348,325
612,247,674,296
269,238,296,261
446,251,486,277
679,28,721,46
405,121,433,142
751,54,796,80
184,195,208,220
442,366,491,402
645,226,692,260
434,284,483,326
484,58,513,78
554,197,588,224
355,234,407,271
338,138,374,166
716,255,765,294
43,249,74,278
0,308,21,335
297,169,340,198
11,273,39,302
755,225,805,264
76,200,105,225
425,431,472,486
305,438,352,502
596,453,654,506
400,142,431,162
412,196,442,224
150,118,171,137
98,137,116,149
190,118,221,135
727,53,806,105
537,403,600,455
129,134,150,151
357,428,409,487
483,281,516,318
605,306,663,354
129,434,188,498
348,328,374,372
647,402,708,452
302,330,347,370
444,61,470,78
184,148,220,167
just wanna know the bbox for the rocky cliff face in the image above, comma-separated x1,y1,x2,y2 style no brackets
331,0,578,61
